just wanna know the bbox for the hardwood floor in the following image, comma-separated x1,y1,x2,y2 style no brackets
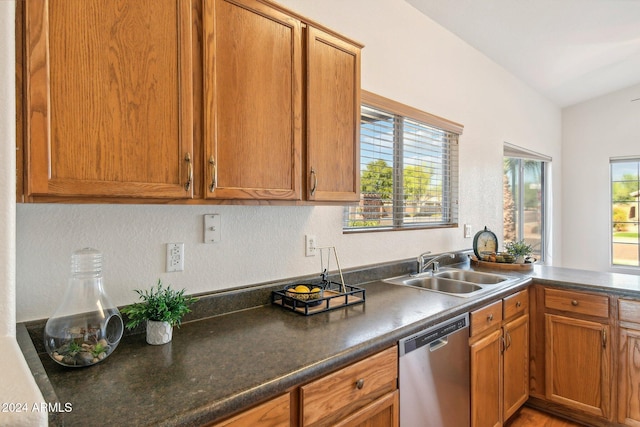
505,406,586,427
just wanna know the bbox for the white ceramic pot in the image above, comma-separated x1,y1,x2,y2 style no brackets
515,255,526,264
146,320,173,345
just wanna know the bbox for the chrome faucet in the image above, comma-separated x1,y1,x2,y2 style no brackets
417,252,455,274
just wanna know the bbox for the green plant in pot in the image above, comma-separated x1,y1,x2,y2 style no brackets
121,280,197,345
504,240,533,263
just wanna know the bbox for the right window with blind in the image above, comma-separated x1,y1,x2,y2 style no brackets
611,158,640,267
343,91,463,231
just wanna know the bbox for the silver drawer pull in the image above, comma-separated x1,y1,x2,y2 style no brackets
355,378,365,390
571,300,578,306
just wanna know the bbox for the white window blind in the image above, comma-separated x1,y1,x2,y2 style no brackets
344,92,462,231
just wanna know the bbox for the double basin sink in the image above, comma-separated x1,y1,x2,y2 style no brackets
384,268,517,297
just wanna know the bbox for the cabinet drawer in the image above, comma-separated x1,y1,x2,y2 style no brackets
300,347,397,426
544,288,608,318
471,300,503,337
619,299,640,323
504,289,529,320
210,393,290,427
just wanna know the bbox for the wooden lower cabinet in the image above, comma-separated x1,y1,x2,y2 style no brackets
471,328,502,427
529,285,614,425
545,313,610,418
212,347,397,427
300,347,398,427
543,288,611,420
331,390,399,427
618,298,640,426
470,289,529,427
209,393,291,427
618,326,640,426
503,313,530,420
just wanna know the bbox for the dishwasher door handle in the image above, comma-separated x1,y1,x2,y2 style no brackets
429,337,449,352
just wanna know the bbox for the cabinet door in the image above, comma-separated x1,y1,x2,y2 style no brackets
470,328,502,427
503,314,529,421
306,26,361,202
332,390,399,427
545,313,610,418
619,326,640,426
25,0,194,199
203,0,302,200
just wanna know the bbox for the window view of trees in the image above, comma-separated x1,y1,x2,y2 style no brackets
503,158,545,260
611,160,640,266
344,102,459,231
343,93,462,231
356,160,440,227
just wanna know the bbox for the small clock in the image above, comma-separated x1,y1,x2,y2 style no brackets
473,226,498,258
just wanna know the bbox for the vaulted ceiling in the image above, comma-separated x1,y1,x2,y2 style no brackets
405,0,640,107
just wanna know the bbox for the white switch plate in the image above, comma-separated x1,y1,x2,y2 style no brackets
166,243,184,272
305,234,317,257
464,224,472,238
204,214,221,243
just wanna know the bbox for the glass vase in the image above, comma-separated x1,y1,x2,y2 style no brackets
44,248,124,367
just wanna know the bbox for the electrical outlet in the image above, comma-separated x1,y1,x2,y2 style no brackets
464,224,472,238
305,235,317,257
166,243,184,272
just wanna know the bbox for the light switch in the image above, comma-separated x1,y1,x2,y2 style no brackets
204,214,221,243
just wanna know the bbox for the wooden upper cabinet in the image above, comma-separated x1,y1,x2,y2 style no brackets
306,26,361,202
203,0,303,200
24,0,194,199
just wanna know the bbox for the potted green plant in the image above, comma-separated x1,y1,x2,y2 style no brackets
504,240,533,263
121,280,197,345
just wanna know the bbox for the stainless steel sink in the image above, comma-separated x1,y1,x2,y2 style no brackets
433,269,509,285
384,268,517,297
402,276,482,294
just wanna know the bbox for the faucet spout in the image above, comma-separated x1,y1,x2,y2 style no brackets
418,252,455,273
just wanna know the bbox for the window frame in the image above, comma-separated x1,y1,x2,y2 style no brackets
503,143,550,263
344,91,463,233
610,157,640,269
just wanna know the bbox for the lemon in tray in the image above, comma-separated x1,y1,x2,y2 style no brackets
284,284,324,306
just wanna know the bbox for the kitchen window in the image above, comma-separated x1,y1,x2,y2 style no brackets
503,143,549,262
611,157,640,267
344,91,462,231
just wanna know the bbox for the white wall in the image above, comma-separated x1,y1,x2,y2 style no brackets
562,83,640,273
14,0,562,322
1,1,16,337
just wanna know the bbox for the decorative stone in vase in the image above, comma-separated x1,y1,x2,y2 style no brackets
146,320,173,345
44,248,124,367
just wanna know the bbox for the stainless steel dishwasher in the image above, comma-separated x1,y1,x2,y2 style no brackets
399,312,470,427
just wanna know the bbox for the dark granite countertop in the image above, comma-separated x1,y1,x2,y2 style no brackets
17,258,640,426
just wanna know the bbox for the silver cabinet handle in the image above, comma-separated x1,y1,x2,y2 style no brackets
184,152,192,191
208,155,217,192
355,378,365,390
310,168,317,196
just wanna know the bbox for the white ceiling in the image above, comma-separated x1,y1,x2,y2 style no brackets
405,0,640,107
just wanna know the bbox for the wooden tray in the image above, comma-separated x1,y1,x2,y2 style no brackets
470,255,534,271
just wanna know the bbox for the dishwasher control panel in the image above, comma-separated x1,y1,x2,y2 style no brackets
399,313,469,356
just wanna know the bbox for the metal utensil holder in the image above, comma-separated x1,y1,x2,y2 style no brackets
318,246,347,294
